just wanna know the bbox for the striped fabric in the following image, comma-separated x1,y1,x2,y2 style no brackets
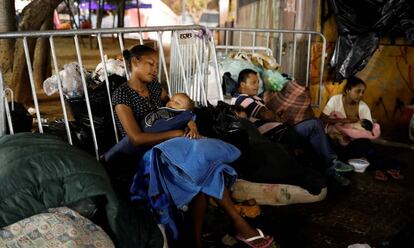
266,80,313,125
231,94,265,123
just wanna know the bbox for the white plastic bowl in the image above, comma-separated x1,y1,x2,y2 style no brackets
348,159,370,173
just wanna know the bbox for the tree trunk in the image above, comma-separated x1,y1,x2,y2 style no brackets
33,14,53,90
95,0,104,48
117,0,125,28
10,0,63,104
0,0,16,84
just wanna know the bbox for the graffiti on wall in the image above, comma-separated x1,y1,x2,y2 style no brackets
309,43,414,130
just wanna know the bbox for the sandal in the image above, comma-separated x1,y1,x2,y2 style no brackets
235,228,274,248
374,170,388,181
386,169,404,180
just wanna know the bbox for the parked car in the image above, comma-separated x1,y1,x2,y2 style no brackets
199,9,219,27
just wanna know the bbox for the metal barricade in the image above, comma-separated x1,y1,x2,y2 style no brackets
210,27,327,107
0,25,327,160
169,30,219,106
0,25,221,159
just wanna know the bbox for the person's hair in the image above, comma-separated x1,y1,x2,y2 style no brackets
237,68,257,86
360,119,373,131
174,93,195,110
343,76,366,95
123,45,157,69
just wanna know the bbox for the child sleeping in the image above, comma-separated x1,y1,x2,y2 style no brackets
327,111,380,146
142,93,201,139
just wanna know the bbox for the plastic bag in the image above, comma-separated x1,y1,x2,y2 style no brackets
329,0,383,34
94,58,126,82
63,62,88,98
261,69,288,92
329,33,379,82
375,0,414,42
43,71,64,96
42,62,90,98
328,0,414,81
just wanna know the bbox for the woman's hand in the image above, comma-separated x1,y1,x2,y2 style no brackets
185,128,201,139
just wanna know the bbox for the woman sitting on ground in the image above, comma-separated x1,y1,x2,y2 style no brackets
320,76,403,181
109,44,274,248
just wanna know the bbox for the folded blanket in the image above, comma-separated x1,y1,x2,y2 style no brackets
265,80,313,125
327,111,381,146
131,137,239,240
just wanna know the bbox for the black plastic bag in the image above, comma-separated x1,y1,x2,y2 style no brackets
327,0,414,82
329,33,379,82
65,75,126,154
194,101,243,137
329,0,383,34
5,101,32,134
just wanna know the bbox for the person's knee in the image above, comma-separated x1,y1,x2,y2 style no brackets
300,118,324,132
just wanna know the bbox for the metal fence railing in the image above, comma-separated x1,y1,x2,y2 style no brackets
210,27,327,106
0,25,327,159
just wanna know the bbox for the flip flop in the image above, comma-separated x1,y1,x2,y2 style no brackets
387,169,404,180
235,228,274,248
374,170,388,181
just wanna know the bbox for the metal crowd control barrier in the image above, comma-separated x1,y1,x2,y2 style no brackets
0,25,222,159
209,27,327,107
0,25,327,160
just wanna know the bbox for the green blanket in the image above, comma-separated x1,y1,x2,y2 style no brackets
0,133,162,248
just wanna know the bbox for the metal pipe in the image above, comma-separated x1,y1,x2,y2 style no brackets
239,31,242,52
318,35,327,107
23,37,43,133
157,31,172,97
139,31,144,45
279,33,283,66
4,97,13,134
266,32,270,49
118,32,130,80
74,35,99,159
216,45,272,56
225,30,229,54
173,31,190,95
292,33,297,76
0,26,324,39
0,69,6,135
209,37,223,103
193,40,207,105
305,33,311,87
49,36,73,145
252,31,256,53
97,34,119,143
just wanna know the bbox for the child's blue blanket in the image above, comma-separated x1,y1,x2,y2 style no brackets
131,137,239,239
